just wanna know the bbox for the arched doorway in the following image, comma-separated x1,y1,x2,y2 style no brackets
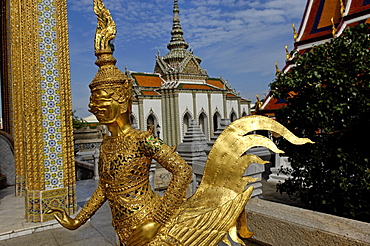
183,112,191,135
230,111,237,122
199,112,208,139
213,111,221,134
147,114,161,138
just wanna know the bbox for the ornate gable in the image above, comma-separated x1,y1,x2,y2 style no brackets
182,58,198,74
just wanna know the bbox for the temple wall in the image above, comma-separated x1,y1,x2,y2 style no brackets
142,98,162,126
244,198,370,246
178,93,193,137
226,99,239,118
131,103,140,127
210,93,224,116
195,93,209,116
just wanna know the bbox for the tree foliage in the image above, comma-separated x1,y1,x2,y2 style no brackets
72,110,88,130
270,24,370,222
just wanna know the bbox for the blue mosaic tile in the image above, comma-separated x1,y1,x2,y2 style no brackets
38,0,64,189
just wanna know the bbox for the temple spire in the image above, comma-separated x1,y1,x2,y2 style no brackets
167,0,189,51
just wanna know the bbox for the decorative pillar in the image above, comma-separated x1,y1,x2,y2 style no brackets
222,91,227,118
237,97,241,118
174,90,180,145
161,89,170,144
138,96,144,130
169,89,176,146
192,92,196,117
8,0,76,222
0,1,13,135
207,92,212,138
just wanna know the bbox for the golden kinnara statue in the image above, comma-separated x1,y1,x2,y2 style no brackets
48,1,313,245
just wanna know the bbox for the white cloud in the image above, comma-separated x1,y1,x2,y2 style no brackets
67,0,307,115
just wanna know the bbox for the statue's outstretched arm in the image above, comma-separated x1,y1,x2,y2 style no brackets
46,207,82,230
47,183,107,229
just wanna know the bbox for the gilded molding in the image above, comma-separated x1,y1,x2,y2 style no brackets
0,0,13,134
55,0,76,214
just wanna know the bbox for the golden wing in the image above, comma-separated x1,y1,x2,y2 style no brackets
150,115,313,245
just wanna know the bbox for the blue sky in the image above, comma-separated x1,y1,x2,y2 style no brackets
67,0,307,118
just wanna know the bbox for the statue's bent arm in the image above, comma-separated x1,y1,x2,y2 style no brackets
145,136,192,225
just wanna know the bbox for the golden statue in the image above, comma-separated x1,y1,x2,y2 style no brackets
48,1,313,245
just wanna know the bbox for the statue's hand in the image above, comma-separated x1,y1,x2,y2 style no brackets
127,219,161,246
46,207,82,230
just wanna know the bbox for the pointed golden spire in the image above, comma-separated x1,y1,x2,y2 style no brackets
331,17,337,38
292,23,298,42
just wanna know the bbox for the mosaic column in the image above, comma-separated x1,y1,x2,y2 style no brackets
8,0,76,222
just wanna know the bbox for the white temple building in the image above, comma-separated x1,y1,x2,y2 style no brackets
127,0,251,146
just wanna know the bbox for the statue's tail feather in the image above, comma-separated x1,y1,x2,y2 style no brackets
201,115,313,193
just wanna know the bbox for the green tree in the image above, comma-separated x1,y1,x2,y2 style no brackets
72,110,88,130
270,24,370,222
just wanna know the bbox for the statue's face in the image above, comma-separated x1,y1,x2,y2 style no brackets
89,89,121,124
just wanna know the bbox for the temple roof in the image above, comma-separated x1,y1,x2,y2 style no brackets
179,84,220,90
206,78,225,89
130,73,163,87
260,0,370,117
127,71,243,99
346,0,370,16
166,0,189,54
127,1,246,102
296,0,370,49
296,0,342,45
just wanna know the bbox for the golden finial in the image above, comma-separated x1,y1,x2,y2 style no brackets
331,17,337,37
340,0,345,17
94,0,116,54
292,23,298,42
255,95,263,113
285,45,291,60
275,62,282,79
275,62,280,73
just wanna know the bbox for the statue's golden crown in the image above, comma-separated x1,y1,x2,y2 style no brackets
89,0,132,101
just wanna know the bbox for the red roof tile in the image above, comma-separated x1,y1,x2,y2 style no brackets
132,74,162,87
141,90,160,96
206,79,224,89
181,84,217,90
226,93,236,97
